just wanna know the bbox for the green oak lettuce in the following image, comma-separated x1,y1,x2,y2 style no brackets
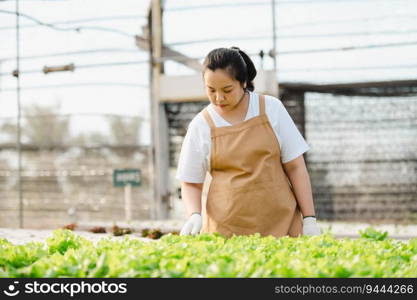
0,228,416,278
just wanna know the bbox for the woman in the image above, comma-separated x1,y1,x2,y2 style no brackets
176,47,320,238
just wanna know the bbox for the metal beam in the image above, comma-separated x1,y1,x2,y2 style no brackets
135,35,202,72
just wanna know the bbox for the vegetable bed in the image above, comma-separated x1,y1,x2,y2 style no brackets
1,228,416,277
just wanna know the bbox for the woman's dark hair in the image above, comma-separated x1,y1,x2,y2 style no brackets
202,47,257,92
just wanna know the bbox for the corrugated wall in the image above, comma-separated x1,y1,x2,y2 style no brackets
303,93,417,223
165,102,209,168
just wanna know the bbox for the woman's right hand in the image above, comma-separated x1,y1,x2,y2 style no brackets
180,213,202,236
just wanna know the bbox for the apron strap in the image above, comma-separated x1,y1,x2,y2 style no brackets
259,94,266,115
203,108,216,129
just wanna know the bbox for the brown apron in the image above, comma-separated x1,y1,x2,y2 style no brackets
200,94,303,238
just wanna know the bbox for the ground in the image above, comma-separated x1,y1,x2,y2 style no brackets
1,220,416,244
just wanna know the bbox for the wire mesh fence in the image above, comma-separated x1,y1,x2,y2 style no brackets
0,113,152,228
305,93,417,223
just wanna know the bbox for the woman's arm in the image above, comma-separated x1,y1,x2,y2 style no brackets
282,155,316,217
181,182,203,216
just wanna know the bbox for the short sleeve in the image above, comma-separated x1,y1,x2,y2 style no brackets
276,100,310,164
175,119,207,183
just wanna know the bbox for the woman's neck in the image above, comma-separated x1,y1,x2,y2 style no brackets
215,91,250,123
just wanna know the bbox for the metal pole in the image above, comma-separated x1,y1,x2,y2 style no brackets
271,0,279,93
151,0,162,220
0,61,2,94
124,184,132,223
15,0,23,228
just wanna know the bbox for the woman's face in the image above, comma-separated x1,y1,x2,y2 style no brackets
203,68,245,112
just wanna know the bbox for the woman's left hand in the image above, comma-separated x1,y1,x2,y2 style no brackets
302,217,321,236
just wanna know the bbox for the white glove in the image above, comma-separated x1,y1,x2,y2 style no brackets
302,216,321,236
180,213,202,236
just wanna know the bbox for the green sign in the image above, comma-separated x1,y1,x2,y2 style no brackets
113,169,141,187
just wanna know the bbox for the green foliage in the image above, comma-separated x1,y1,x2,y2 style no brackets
46,229,93,255
0,228,416,278
359,227,388,241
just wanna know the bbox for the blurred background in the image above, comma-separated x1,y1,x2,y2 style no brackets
0,0,416,230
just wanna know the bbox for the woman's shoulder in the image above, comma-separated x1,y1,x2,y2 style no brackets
253,92,284,113
186,109,211,138
251,91,281,104
189,109,208,127
264,93,284,107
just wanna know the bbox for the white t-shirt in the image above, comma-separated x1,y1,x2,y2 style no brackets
176,92,310,183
